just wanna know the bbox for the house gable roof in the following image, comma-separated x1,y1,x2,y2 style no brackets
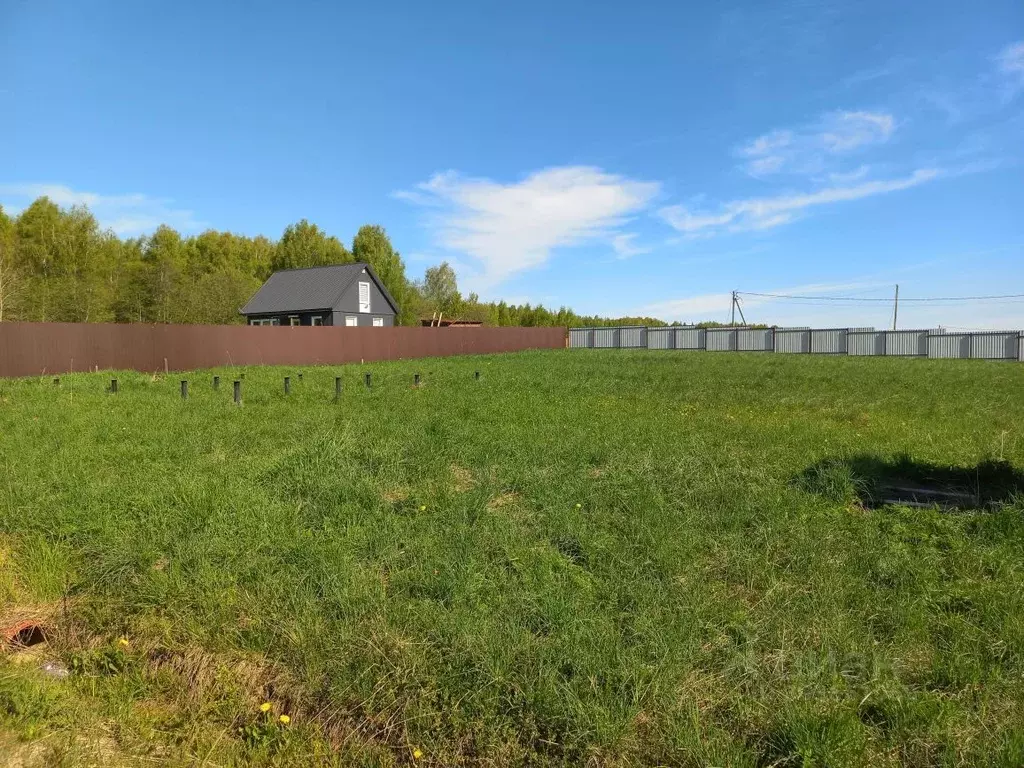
240,263,399,316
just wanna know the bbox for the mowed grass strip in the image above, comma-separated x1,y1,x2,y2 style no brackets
1,350,1023,766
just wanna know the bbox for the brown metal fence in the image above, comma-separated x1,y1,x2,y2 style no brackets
0,322,568,378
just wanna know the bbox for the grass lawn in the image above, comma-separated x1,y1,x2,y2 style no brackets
1,349,1023,766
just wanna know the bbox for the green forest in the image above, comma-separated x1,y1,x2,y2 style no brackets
0,197,672,328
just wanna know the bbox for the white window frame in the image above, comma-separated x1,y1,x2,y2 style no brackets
358,281,371,313
311,315,323,326
345,316,358,327
372,317,384,327
289,315,300,327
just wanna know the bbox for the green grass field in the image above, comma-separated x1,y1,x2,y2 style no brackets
2,350,1023,767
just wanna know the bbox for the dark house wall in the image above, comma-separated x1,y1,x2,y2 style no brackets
330,310,394,327
247,311,334,326
331,271,396,326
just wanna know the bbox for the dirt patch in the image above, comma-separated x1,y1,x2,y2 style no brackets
0,732,123,768
587,467,606,478
381,487,409,504
487,492,520,510
450,464,476,493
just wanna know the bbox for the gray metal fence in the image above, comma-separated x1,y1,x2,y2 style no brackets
568,326,1024,362
775,328,809,354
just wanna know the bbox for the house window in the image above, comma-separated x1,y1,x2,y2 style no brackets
358,282,370,312
289,316,300,326
372,317,384,327
270,318,280,326
345,316,358,327
251,318,277,326
311,316,323,326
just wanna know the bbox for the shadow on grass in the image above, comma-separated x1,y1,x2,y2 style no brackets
796,455,1024,510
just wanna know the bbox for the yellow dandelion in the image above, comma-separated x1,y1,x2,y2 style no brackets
279,714,290,725
419,505,427,512
413,748,423,759
260,702,272,713
118,637,130,647
575,503,582,509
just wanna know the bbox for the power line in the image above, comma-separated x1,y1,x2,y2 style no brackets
737,291,1024,303
732,298,1024,306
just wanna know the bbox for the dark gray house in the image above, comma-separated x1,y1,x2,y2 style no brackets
240,263,399,327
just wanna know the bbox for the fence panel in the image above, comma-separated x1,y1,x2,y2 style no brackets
775,328,810,353
674,327,705,350
928,333,969,359
848,331,885,356
738,328,774,351
705,328,737,351
593,328,616,348
886,330,929,357
568,328,592,348
1021,333,1024,363
646,328,674,350
619,327,646,348
970,332,1019,360
810,328,848,355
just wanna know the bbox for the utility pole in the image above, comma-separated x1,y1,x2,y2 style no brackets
892,284,899,330
730,290,737,325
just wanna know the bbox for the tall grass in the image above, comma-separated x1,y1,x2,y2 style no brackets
1,350,1023,766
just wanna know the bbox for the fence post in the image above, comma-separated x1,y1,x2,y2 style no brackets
284,376,290,395
233,380,241,405
213,375,220,390
334,376,342,401
110,378,118,394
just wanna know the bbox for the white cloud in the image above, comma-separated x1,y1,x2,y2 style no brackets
827,165,871,184
996,41,1024,96
820,111,895,151
0,183,203,236
397,166,659,289
659,168,941,236
737,110,895,177
611,233,653,259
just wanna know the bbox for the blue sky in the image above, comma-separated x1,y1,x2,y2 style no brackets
2,0,1022,328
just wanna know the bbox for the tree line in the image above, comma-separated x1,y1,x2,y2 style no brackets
0,196,674,327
